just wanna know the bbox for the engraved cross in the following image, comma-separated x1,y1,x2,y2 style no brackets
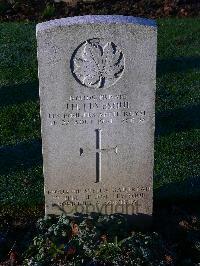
80,129,118,183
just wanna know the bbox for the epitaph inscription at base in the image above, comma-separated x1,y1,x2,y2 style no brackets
37,15,157,217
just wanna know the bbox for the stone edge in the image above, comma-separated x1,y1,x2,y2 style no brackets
36,15,156,35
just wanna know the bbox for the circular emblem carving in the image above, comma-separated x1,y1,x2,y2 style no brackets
71,38,125,89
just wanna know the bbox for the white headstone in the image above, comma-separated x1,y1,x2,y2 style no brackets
36,15,157,219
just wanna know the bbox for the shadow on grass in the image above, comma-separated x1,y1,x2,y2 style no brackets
0,81,39,107
0,103,199,175
0,56,199,108
154,175,200,202
157,56,200,76
0,139,42,175
155,104,200,137
0,56,199,107
0,55,199,175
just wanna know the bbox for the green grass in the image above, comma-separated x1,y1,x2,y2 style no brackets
0,18,199,215
155,18,200,201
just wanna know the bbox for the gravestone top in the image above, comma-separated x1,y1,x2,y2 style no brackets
37,15,157,221
36,15,156,33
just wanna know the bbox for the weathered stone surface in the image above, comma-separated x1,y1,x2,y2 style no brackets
36,15,157,218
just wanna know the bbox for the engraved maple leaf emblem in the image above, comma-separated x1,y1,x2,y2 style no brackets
72,39,124,88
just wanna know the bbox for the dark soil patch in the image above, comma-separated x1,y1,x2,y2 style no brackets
0,0,199,22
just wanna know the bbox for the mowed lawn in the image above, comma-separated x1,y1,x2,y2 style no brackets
0,19,199,216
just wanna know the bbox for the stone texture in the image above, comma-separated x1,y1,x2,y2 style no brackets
36,15,157,218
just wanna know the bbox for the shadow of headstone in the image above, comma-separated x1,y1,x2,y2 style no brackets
0,81,39,107
157,56,200,76
0,139,42,175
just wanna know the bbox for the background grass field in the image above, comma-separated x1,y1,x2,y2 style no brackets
0,18,199,217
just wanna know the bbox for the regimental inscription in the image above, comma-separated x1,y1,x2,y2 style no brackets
71,38,125,89
48,93,146,127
